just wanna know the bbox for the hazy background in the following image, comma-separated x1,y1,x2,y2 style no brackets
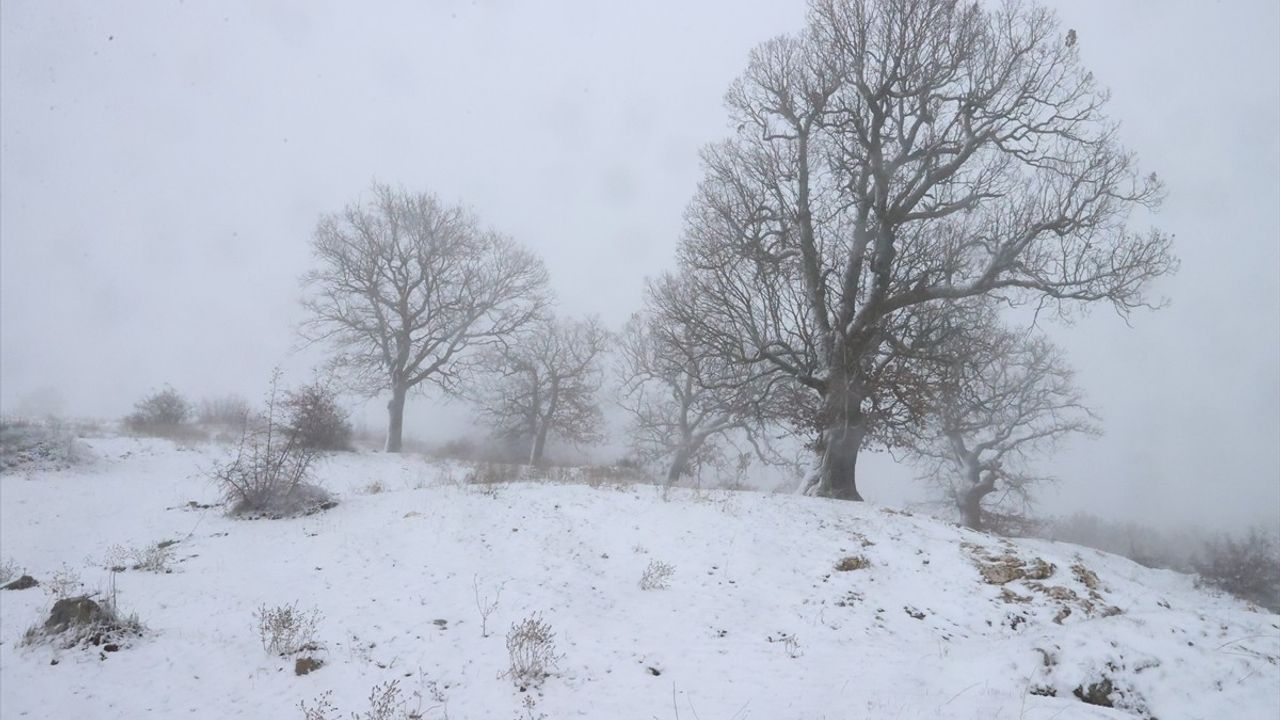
2,0,1276,532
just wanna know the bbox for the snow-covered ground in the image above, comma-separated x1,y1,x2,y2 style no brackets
1,437,1277,719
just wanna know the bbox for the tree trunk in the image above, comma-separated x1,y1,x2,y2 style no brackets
665,444,692,486
959,464,996,531
811,372,867,501
529,421,549,466
814,423,866,501
385,384,408,453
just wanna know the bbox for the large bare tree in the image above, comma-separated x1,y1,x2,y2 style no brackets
911,310,1099,531
668,0,1176,500
473,315,610,465
301,184,548,452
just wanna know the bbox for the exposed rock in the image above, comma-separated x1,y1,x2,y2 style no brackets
45,596,105,633
1073,677,1115,708
4,575,38,590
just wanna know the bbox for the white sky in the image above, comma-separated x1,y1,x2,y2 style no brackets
2,0,1277,532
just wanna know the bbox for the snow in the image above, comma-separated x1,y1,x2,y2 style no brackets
1,436,1277,719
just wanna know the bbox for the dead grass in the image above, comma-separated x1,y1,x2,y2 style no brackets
834,555,871,572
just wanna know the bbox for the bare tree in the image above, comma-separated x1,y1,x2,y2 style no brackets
668,0,1176,500
911,312,1099,531
301,183,548,452
473,316,610,465
619,274,784,487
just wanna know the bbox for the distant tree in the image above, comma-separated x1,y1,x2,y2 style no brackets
125,386,192,434
282,378,353,452
301,183,549,452
910,312,1099,531
619,274,782,487
473,316,609,465
197,395,252,427
667,0,1176,501
1193,528,1280,611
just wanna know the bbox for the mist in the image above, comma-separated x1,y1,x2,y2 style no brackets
2,0,1277,535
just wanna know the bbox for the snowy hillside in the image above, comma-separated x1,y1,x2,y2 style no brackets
1,437,1277,719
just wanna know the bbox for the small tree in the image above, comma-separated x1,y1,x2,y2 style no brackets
301,183,549,453
125,386,192,435
283,378,353,452
911,312,1098,531
619,275,784,487
473,316,610,465
214,372,329,517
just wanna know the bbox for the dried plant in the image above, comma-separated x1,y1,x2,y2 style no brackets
254,602,322,656
639,560,675,590
505,613,562,689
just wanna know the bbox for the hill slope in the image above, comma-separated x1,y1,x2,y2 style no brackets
1,437,1277,719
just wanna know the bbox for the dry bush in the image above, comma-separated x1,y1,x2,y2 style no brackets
834,555,871,572
474,575,505,638
214,373,332,518
44,564,83,600
125,386,198,438
1194,527,1280,611
505,613,562,689
283,379,353,452
197,395,252,427
105,541,175,573
361,480,386,495
24,576,143,651
639,560,675,590
0,557,20,584
301,677,439,720
465,462,522,486
255,602,322,656
0,417,92,473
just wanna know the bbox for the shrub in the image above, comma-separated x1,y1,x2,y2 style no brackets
300,679,435,720
24,575,143,651
0,557,20,584
505,613,562,689
254,602,322,656
465,461,522,486
197,395,252,427
44,564,83,600
1194,527,1280,611
639,560,675,590
124,386,193,436
214,373,331,518
283,379,353,452
105,541,175,573
0,417,90,472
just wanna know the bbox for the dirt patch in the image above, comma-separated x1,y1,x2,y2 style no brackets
834,555,870,572
1072,561,1103,591
971,549,1056,585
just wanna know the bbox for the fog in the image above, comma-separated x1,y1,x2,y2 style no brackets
2,0,1277,533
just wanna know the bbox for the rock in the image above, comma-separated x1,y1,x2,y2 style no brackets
295,657,323,675
44,596,104,633
4,575,38,590
1073,677,1115,708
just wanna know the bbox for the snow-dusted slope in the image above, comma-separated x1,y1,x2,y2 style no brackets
1,438,1276,719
